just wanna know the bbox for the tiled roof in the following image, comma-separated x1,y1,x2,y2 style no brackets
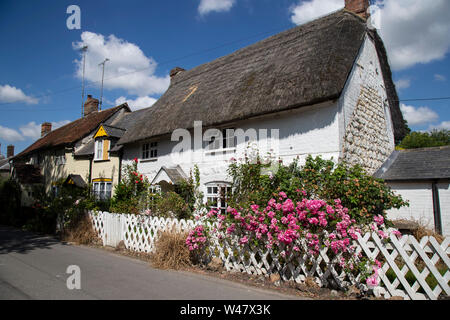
14,104,129,160
374,146,450,181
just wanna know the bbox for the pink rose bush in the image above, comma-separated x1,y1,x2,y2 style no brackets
186,225,208,251
187,191,401,288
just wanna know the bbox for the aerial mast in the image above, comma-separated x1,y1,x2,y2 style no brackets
98,58,109,111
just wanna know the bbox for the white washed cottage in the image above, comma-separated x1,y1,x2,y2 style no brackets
116,1,408,213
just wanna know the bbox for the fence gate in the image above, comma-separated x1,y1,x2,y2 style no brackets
103,213,123,247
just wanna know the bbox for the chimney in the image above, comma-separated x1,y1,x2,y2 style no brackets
170,67,185,80
84,95,99,117
345,0,370,19
41,122,52,137
7,145,14,158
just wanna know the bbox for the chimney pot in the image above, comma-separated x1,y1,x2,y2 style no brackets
84,95,99,117
41,122,52,137
345,0,370,19
7,145,14,158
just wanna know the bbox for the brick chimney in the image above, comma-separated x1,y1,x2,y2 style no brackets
84,95,99,117
7,145,14,158
345,0,370,19
41,122,52,137
170,67,185,80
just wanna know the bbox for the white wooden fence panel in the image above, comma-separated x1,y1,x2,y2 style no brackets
89,211,450,300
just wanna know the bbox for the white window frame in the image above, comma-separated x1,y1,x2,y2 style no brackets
206,182,232,214
95,139,104,160
204,128,236,156
93,181,112,200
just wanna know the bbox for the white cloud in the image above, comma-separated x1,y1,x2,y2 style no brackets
434,74,447,81
378,0,450,70
73,32,170,97
290,0,343,26
198,0,236,15
115,96,157,111
394,78,411,90
0,125,24,142
0,120,71,143
289,0,450,71
429,121,450,131
400,103,439,126
0,84,38,105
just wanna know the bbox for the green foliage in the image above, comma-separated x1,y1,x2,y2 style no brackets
110,159,150,214
153,191,191,219
227,154,408,224
398,129,450,149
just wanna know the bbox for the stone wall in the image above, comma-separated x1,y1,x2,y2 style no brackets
342,86,392,174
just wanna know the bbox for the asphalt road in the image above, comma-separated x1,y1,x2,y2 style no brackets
0,225,302,300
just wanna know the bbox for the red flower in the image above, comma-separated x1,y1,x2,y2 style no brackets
134,157,139,163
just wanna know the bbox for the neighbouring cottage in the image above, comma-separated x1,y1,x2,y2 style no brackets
11,95,131,204
74,107,149,200
375,146,450,237
115,0,407,213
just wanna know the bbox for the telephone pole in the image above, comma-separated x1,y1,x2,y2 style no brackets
80,45,88,117
98,58,109,111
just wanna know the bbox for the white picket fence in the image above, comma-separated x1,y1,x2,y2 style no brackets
89,211,450,300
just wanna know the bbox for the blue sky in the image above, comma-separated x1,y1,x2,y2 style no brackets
0,0,449,155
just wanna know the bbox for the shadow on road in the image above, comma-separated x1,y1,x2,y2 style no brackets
0,225,63,254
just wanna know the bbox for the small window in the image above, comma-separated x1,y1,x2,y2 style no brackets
93,181,112,200
206,183,231,214
95,139,103,160
95,138,110,160
143,142,158,159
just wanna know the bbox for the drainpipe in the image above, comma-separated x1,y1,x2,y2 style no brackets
88,157,93,196
431,180,442,235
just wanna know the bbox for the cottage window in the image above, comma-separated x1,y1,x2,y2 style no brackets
205,128,235,155
142,142,158,159
95,138,110,161
93,181,112,200
95,139,103,160
206,183,231,214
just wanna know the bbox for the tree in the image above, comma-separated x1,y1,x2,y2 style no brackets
397,129,450,149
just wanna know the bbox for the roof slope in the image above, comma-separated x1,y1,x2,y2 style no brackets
14,104,129,160
118,10,379,145
74,107,150,156
374,146,450,181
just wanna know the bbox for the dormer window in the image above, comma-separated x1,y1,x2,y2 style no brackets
95,138,109,161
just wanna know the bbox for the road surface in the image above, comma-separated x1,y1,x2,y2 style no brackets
0,225,303,300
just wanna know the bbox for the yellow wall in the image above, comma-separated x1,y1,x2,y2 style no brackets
38,149,90,194
91,154,120,196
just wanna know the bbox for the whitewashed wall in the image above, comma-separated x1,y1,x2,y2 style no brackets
122,102,341,198
386,181,450,237
438,181,450,237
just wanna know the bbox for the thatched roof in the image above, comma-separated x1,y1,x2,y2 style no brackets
118,10,406,146
14,104,130,160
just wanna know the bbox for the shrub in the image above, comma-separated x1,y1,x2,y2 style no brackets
151,230,192,270
190,191,401,288
153,191,191,220
110,158,150,214
228,155,408,225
